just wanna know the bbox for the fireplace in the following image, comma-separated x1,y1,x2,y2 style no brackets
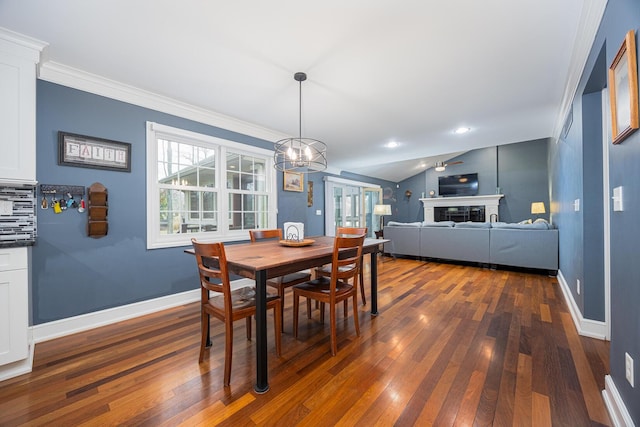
420,194,503,223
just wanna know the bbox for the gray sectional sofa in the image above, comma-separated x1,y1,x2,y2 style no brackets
383,220,558,272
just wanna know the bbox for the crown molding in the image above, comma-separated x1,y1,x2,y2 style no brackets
552,0,608,140
0,26,47,62
37,61,289,144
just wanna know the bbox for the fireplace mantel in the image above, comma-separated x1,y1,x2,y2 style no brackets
420,194,504,222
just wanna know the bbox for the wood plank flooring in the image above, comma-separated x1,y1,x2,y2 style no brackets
0,257,611,426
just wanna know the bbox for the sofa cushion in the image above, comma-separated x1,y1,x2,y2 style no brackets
454,221,491,228
491,221,550,230
421,221,456,227
387,221,423,227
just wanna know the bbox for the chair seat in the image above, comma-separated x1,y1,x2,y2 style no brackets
294,277,354,298
316,263,366,305
268,271,312,288
207,286,279,311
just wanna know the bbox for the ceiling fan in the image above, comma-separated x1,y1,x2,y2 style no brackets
434,160,463,172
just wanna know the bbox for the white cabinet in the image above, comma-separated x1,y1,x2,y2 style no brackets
0,247,28,365
0,29,45,377
0,28,45,183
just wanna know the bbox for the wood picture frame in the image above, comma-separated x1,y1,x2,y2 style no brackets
307,181,314,206
609,30,639,144
283,171,304,192
58,131,132,172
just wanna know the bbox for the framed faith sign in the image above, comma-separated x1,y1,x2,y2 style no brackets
58,131,131,172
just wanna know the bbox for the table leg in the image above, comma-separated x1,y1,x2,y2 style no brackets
370,251,379,315
206,290,212,347
206,314,212,347
254,269,269,393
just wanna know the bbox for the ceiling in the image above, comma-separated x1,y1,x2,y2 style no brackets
0,1,601,182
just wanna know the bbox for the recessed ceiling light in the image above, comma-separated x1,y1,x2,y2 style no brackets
385,141,399,148
454,127,471,135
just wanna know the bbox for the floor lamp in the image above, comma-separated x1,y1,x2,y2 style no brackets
374,204,392,236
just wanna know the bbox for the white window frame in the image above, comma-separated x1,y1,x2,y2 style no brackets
146,121,277,249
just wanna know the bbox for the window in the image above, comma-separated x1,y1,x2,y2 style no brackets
146,122,277,249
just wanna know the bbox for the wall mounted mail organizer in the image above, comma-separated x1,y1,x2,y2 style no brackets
87,182,108,238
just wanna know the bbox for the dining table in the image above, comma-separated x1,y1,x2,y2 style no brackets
186,235,388,393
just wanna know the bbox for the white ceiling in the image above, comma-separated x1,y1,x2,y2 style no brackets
0,1,601,182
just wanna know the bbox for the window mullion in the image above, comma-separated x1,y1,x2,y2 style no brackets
218,145,229,233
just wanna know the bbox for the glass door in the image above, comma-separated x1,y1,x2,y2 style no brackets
328,183,360,234
332,186,343,229
343,185,361,228
325,178,382,237
364,187,383,235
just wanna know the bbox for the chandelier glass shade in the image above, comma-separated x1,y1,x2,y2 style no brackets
274,72,327,173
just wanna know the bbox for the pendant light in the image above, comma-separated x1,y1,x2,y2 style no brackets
274,72,327,173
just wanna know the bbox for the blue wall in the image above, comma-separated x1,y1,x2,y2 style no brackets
549,0,640,420
396,139,549,224
34,81,393,324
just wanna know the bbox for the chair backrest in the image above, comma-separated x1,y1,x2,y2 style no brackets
336,226,367,238
191,238,232,308
249,229,282,242
330,234,365,292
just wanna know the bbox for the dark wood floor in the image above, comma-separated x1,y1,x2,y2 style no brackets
0,256,611,426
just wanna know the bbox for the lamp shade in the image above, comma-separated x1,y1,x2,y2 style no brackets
374,204,392,216
531,202,546,215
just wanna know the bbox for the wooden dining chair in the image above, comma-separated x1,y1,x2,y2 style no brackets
191,238,281,387
249,229,312,330
315,226,368,305
292,234,365,356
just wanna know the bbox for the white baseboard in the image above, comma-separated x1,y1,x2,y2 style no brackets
32,289,201,344
31,277,257,343
603,375,636,427
556,270,608,340
1,280,259,383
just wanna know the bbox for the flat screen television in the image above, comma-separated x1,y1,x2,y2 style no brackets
438,173,479,197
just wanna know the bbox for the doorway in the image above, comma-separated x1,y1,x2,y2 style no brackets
324,177,382,237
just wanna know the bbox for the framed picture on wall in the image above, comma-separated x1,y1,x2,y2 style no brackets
58,131,132,172
283,171,304,192
307,181,313,206
608,30,639,144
